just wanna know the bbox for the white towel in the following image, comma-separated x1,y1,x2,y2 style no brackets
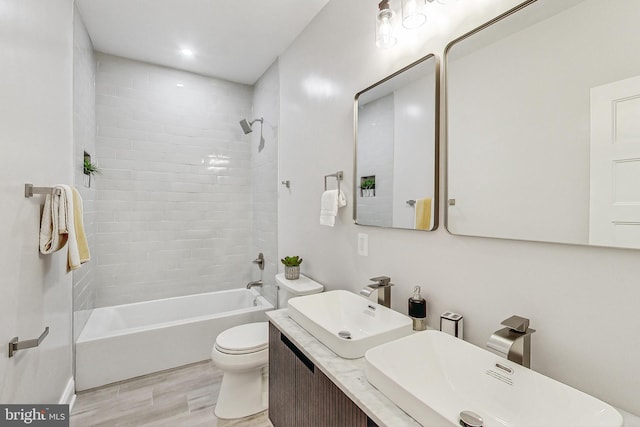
58,185,83,271
320,190,347,227
39,185,85,271
39,186,68,254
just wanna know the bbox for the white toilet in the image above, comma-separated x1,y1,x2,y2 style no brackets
211,273,323,419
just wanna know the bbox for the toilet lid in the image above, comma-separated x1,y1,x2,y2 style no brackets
215,322,268,355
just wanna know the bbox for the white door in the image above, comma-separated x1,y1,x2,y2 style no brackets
590,75,640,248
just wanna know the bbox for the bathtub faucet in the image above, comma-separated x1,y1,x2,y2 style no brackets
246,280,263,290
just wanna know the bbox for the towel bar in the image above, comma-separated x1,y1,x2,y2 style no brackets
8,326,49,358
25,184,61,198
324,171,343,193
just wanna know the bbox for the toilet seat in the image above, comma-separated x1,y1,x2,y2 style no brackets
215,322,268,355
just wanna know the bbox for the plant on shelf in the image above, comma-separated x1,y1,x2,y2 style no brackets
83,159,101,187
281,256,303,280
361,178,375,197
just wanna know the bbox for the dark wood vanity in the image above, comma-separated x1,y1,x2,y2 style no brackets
268,322,377,427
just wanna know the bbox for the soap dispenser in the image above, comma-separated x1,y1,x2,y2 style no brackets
408,286,427,331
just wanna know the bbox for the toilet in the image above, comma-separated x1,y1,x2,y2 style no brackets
211,273,323,419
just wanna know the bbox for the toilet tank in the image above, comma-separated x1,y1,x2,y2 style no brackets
275,273,324,309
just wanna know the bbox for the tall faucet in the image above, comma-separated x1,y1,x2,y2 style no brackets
487,315,536,368
359,276,394,308
246,279,263,290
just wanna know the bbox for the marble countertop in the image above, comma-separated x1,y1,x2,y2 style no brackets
267,309,421,427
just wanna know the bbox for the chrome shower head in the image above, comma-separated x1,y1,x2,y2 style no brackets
239,117,263,134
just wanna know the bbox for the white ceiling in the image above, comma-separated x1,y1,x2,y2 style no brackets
76,0,330,85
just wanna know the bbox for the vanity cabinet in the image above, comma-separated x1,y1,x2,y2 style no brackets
269,323,376,427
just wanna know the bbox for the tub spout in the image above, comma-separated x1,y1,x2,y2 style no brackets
246,280,263,289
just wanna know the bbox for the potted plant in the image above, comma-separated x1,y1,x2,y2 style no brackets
83,158,101,187
281,256,303,280
361,178,375,197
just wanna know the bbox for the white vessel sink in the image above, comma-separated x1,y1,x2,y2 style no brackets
365,331,623,427
287,290,412,359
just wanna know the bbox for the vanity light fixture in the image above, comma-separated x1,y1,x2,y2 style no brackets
376,0,397,49
402,0,426,29
378,0,459,48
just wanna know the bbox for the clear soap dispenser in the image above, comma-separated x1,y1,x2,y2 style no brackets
408,286,427,331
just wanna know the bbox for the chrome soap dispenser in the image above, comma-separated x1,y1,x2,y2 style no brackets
408,286,427,331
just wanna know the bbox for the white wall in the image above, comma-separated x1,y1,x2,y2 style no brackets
278,0,640,415
0,0,74,403
250,60,280,307
93,54,254,306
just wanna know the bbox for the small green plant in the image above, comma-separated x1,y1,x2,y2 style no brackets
83,159,101,176
281,256,303,267
361,178,375,189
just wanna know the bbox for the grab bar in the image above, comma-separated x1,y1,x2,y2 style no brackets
8,327,49,358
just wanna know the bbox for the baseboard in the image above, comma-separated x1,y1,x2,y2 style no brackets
59,377,76,410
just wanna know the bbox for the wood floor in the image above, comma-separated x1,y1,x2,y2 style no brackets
71,361,273,427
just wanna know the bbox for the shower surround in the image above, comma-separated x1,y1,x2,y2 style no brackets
94,54,255,307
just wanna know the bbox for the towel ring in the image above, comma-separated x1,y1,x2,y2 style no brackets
324,171,343,193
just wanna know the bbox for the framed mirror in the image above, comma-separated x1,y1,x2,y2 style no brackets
446,0,640,249
354,54,439,231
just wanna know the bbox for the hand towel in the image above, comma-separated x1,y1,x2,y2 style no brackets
415,198,432,231
72,187,91,266
39,186,68,254
320,190,347,227
56,185,82,271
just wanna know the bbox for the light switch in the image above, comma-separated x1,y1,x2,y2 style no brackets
357,233,368,256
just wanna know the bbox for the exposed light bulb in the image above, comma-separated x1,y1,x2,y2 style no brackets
402,0,426,29
376,0,397,49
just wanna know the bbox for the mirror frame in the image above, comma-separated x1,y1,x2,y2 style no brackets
353,53,440,231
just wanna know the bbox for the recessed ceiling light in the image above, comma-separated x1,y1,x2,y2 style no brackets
176,83,184,87
180,48,194,57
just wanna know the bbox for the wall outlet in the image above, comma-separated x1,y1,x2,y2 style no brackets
357,233,368,256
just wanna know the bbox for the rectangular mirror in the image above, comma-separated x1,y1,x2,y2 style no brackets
446,0,640,249
354,54,439,231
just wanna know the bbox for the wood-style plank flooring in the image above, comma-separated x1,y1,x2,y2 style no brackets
71,361,273,427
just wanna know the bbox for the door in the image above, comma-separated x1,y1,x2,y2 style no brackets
590,75,640,247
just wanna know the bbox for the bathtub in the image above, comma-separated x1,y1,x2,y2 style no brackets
76,288,273,391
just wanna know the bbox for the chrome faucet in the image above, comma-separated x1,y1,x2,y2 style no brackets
246,279,263,290
487,315,536,368
359,276,394,308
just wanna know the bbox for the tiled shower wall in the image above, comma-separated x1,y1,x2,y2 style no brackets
250,60,279,307
94,54,254,307
72,8,96,338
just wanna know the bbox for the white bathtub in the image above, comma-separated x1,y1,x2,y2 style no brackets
76,288,273,391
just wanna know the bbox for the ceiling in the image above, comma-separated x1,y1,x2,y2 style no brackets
76,0,330,85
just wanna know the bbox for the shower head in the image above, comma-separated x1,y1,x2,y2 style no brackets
239,117,263,134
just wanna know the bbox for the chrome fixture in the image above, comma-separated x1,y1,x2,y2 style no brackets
9,326,49,358
377,0,457,49
402,0,426,29
459,410,483,427
487,315,536,368
360,276,394,308
239,117,263,135
253,253,265,270
246,280,263,290
375,0,397,49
